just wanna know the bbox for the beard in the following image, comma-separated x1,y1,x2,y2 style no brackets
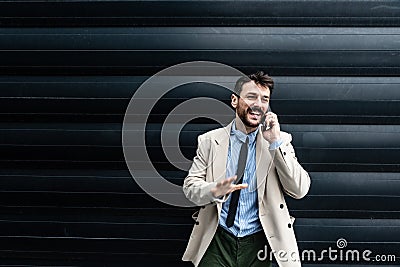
236,102,264,128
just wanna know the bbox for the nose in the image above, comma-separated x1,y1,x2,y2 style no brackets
253,96,262,107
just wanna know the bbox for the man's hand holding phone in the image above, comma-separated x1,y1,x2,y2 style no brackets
262,111,281,143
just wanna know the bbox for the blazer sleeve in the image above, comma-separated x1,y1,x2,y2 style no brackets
273,133,311,199
183,134,226,206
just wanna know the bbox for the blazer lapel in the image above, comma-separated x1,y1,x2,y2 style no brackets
211,122,232,182
256,127,272,202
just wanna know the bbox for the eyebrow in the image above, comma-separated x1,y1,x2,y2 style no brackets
245,92,270,99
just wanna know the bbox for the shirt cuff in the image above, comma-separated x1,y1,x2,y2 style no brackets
269,139,283,150
212,196,225,203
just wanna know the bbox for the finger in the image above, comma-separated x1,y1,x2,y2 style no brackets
268,116,278,124
267,112,278,121
268,119,276,125
220,181,230,189
271,117,279,125
266,118,274,127
236,183,248,189
227,176,237,184
231,184,248,192
224,176,236,185
267,115,275,121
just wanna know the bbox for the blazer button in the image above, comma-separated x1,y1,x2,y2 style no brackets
280,204,284,209
195,221,200,225
288,223,292,228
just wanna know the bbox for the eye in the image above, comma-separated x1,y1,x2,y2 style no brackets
246,95,256,100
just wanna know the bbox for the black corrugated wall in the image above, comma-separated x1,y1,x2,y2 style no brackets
0,1,399,266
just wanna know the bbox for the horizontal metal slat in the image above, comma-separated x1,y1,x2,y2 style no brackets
1,1,400,27
1,51,400,75
2,27,400,51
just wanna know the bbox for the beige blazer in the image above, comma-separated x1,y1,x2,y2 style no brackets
182,121,311,267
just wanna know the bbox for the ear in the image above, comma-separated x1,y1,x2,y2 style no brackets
231,93,238,108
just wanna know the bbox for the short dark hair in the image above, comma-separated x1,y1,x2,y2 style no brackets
234,71,274,96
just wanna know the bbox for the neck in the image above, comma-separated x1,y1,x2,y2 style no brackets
235,116,258,135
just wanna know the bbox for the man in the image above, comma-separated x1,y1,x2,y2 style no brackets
182,71,311,267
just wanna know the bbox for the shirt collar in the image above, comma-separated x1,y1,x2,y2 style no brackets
231,120,258,144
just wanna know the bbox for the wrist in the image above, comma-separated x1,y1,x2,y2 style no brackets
210,187,219,198
269,138,283,150
269,136,281,143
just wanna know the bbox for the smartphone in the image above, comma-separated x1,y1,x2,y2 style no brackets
261,106,272,131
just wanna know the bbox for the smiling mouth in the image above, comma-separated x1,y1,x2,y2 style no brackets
248,111,261,121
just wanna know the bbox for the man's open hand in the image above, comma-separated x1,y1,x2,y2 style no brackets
210,176,248,198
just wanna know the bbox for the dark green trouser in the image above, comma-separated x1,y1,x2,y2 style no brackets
198,227,272,267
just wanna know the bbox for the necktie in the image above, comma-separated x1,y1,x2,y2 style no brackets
226,136,249,228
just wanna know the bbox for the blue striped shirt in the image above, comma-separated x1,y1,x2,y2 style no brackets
219,121,263,237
